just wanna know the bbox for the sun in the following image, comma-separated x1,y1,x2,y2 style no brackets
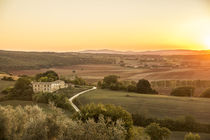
204,37,210,50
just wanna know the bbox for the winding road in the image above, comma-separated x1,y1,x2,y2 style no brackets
69,86,97,112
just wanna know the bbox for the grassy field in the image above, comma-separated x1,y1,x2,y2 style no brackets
0,80,15,92
77,89,210,124
171,131,210,140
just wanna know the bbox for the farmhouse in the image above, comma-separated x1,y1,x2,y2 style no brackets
32,80,68,93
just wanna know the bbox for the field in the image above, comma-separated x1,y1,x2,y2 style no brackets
77,89,210,124
11,64,210,84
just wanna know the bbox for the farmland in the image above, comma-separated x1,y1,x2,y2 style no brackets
77,89,210,124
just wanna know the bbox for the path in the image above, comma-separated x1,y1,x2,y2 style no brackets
69,86,97,112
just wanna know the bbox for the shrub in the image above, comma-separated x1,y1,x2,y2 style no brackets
127,84,137,92
200,88,210,98
136,79,158,94
33,92,73,111
145,123,171,140
171,87,195,97
184,132,200,140
1,87,13,95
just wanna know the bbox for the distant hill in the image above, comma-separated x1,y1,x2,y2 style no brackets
79,49,210,55
0,50,115,72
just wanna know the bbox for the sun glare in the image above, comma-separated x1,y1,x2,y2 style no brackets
204,37,210,50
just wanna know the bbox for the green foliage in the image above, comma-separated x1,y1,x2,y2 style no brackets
1,78,34,101
132,114,210,133
130,127,150,140
100,75,120,89
32,92,73,111
35,70,59,82
200,88,210,98
0,104,127,140
136,79,158,94
184,132,200,140
1,87,13,95
171,86,195,97
71,76,86,85
73,103,133,138
145,123,171,140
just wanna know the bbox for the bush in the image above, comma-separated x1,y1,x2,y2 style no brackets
33,92,73,111
184,132,200,140
171,87,195,97
73,103,133,138
127,84,137,92
200,88,210,98
1,87,13,95
145,123,171,140
136,79,158,94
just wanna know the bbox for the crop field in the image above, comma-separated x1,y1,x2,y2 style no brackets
77,89,210,124
11,64,210,84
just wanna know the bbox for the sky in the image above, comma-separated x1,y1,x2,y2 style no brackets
0,0,210,52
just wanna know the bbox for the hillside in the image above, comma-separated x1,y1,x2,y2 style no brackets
0,50,115,72
77,89,210,124
79,49,210,55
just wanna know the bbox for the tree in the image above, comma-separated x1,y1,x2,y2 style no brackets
35,70,59,82
184,132,200,140
200,88,210,98
103,75,119,87
73,103,133,138
13,78,34,98
136,79,158,94
171,87,194,97
145,123,171,140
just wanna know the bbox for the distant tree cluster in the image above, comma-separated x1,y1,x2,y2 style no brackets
35,70,59,82
60,76,86,85
1,76,14,81
98,75,158,94
132,113,210,133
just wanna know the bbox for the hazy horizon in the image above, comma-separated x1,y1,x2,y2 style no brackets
0,0,210,51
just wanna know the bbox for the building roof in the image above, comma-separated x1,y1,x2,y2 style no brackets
32,80,65,85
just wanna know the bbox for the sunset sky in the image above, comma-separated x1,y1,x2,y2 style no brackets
0,0,210,51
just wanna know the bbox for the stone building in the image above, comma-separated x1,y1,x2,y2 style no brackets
32,80,68,93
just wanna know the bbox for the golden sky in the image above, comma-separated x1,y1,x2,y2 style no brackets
0,0,210,51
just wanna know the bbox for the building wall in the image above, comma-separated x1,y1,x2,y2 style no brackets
32,80,67,93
